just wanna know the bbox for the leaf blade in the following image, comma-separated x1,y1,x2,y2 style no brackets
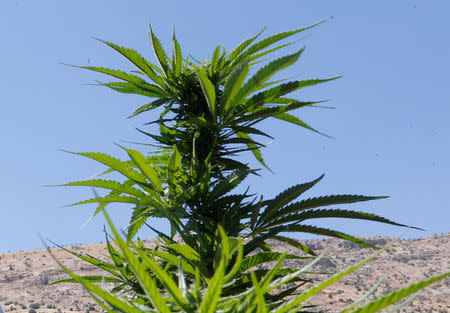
196,69,216,118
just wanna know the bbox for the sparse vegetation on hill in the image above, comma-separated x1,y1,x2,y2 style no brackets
0,235,448,312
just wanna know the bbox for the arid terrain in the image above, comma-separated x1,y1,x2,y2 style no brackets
0,234,448,313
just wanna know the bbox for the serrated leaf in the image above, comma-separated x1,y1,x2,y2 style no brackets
127,98,170,119
272,235,316,256
145,250,196,275
46,241,122,279
59,179,147,198
230,125,274,139
208,169,249,201
210,45,221,75
148,24,170,78
282,225,377,249
234,100,323,125
249,41,295,64
226,27,266,65
259,175,324,224
172,27,183,77
124,148,163,192
236,132,269,170
106,235,124,269
97,81,162,97
138,249,189,310
223,136,264,146
65,195,150,207
166,244,201,264
65,151,146,183
243,77,340,110
196,69,216,118
230,49,304,111
269,194,387,222
273,112,328,137
97,39,165,86
222,59,250,114
126,215,148,239
77,65,164,94
269,209,418,231
231,21,324,66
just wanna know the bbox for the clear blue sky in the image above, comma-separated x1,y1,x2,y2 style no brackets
1,1,449,253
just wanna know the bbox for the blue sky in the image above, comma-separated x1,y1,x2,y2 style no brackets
1,1,449,253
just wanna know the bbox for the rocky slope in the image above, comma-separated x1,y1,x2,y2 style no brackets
0,234,448,313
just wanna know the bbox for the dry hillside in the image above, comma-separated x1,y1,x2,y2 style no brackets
0,234,448,313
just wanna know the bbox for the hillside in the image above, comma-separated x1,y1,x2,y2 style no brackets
0,234,448,313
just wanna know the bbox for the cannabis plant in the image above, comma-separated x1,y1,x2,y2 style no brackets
55,23,422,301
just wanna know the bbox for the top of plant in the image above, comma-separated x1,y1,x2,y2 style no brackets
79,21,337,177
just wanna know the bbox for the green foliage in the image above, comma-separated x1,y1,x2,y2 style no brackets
59,24,419,263
47,210,449,313
77,23,337,174
50,22,445,312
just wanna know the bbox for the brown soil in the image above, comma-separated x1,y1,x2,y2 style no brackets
0,234,448,313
